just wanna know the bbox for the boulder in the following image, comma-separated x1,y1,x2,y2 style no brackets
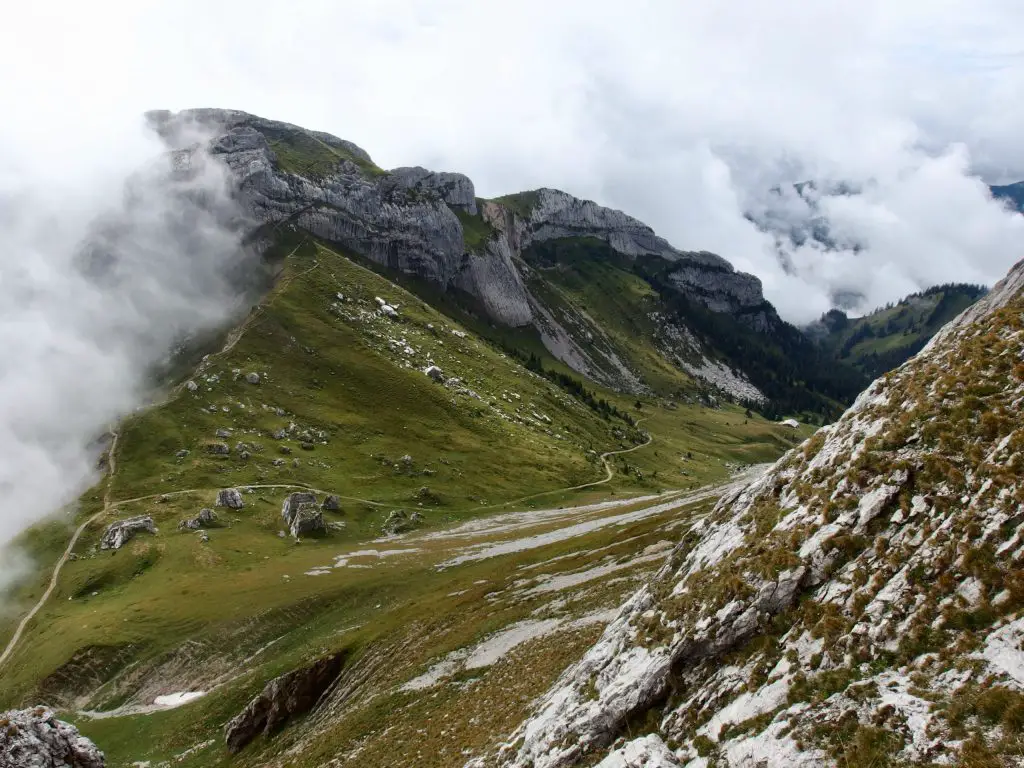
281,492,318,527
424,365,444,382
224,653,345,753
178,508,217,531
382,509,423,536
0,706,105,767
100,516,157,550
207,442,230,456
322,494,341,511
175,449,189,458
216,428,232,438
289,505,326,538
185,380,199,392
216,488,245,509
245,372,260,385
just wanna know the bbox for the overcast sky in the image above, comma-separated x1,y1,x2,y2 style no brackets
3,0,1024,323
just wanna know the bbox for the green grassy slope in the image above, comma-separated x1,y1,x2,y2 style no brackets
0,232,803,723
813,283,987,378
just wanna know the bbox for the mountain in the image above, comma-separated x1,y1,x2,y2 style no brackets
484,257,1024,767
806,282,987,379
144,108,866,418
5,109,1012,767
0,110,815,766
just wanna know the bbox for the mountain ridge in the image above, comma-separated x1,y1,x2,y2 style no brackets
147,108,873,417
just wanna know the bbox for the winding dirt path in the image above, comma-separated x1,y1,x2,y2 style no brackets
0,431,121,670
478,419,653,511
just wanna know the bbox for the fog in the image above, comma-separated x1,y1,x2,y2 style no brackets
0,117,253,593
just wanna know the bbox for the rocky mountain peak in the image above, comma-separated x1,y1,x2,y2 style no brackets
137,108,779,401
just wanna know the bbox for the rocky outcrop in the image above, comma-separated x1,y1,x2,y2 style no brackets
382,509,424,536
281,492,325,538
216,488,244,509
0,706,105,767
99,516,156,550
390,166,477,214
224,653,345,753
178,508,216,530
667,260,766,316
289,505,325,538
489,259,1024,766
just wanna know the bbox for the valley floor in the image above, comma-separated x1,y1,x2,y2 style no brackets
3,466,764,767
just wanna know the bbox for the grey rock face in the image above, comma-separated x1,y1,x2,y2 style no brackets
0,706,105,768
288,504,325,538
216,488,244,509
99,516,156,550
224,653,344,753
281,492,317,528
389,166,477,214
667,262,766,314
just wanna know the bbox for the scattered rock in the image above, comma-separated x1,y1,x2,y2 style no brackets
185,380,198,392
280,446,292,455
100,516,157,550
245,372,260,385
216,428,232,438
272,459,285,467
0,706,105,767
224,653,345,753
424,365,444,382
198,531,210,543
272,429,287,440
300,442,315,451
178,508,217,531
322,495,341,511
207,442,230,456
175,449,190,458
401,454,413,466
382,509,423,535
216,488,245,509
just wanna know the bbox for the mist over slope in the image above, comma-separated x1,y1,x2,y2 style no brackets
0,123,260,570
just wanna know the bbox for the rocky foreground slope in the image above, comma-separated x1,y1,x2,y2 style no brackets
0,707,104,767
477,258,1024,767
